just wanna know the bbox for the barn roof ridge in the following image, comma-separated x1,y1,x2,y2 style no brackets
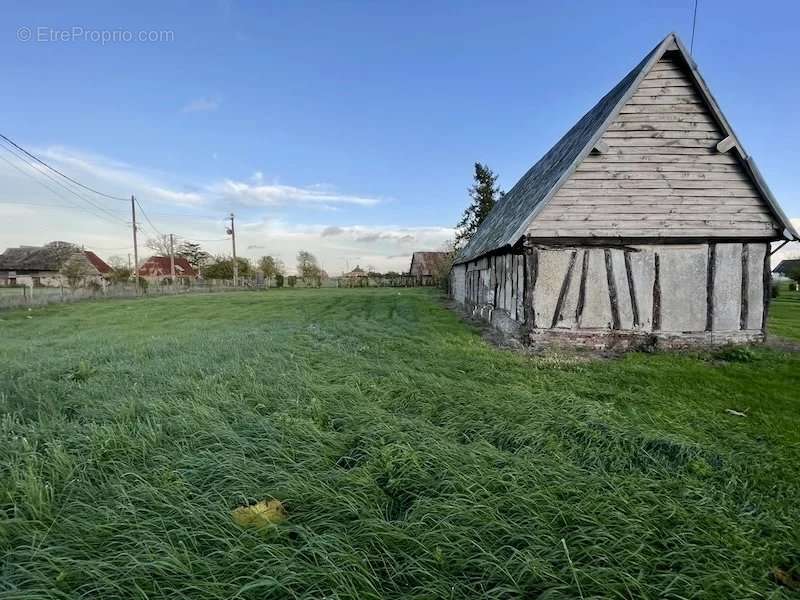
455,32,798,265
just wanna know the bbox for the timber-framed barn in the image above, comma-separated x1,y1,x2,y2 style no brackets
450,32,798,349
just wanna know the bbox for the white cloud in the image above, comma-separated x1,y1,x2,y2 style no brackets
37,146,208,207
0,143,450,274
320,224,449,245
213,179,381,208
181,97,221,113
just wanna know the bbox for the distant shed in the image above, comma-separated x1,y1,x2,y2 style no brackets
409,251,449,284
449,33,798,349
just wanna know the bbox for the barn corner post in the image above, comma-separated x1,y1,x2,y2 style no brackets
761,241,771,339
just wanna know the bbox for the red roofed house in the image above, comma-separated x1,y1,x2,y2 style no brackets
138,256,198,284
83,251,113,276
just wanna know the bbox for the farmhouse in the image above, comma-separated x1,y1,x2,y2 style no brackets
343,265,368,279
449,33,798,349
138,256,198,284
0,241,112,287
408,251,449,284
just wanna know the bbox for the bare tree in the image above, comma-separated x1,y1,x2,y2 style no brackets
145,235,172,256
430,239,457,290
60,254,94,289
107,255,127,269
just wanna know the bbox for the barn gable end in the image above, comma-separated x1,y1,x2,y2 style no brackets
527,49,779,239
449,33,796,349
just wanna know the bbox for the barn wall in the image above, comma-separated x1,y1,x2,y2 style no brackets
451,242,768,348
527,51,779,239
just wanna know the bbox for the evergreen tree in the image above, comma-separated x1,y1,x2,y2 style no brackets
456,163,503,248
176,241,211,270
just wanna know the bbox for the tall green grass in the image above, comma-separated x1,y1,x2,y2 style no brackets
1,289,799,599
770,286,800,341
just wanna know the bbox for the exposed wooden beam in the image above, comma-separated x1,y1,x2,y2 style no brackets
716,135,736,153
652,253,661,331
705,243,716,332
770,240,789,256
575,251,589,324
551,251,577,328
623,251,640,328
593,140,610,154
740,243,749,330
604,249,621,330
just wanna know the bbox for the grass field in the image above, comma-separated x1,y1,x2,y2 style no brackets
1,288,799,599
770,285,800,341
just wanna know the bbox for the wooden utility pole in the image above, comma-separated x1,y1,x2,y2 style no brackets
169,233,176,284
228,213,238,287
131,195,139,294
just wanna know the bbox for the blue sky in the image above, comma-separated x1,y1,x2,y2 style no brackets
1,0,798,272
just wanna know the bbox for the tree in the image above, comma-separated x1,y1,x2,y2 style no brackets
258,255,285,285
60,254,93,289
107,255,128,270
297,250,322,286
108,267,132,284
455,162,504,248
176,241,211,270
431,239,457,290
787,266,800,291
145,235,172,256
202,256,252,281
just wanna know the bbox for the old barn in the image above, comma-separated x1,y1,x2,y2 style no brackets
450,33,798,348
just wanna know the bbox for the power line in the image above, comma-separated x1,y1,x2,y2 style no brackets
690,0,699,54
0,150,128,228
0,140,129,224
0,198,127,217
134,196,163,237
0,132,128,202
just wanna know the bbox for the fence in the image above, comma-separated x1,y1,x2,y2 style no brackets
0,280,266,310
0,275,445,310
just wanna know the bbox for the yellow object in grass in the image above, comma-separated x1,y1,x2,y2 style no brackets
231,499,287,528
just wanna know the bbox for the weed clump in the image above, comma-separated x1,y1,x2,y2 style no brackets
713,345,757,363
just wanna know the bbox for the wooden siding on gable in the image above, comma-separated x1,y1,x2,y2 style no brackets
527,52,779,239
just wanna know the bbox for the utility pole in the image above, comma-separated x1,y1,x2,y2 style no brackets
169,233,176,285
228,213,238,287
127,253,131,271
131,195,139,294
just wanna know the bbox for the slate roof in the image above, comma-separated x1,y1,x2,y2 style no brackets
455,33,798,264
409,251,449,276
773,259,800,275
